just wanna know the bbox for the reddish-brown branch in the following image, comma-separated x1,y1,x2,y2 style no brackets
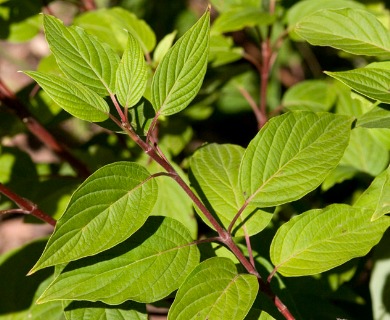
80,0,96,11
0,183,56,226
0,80,90,178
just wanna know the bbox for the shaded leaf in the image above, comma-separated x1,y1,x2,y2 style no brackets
30,162,158,273
151,9,210,115
354,166,390,221
63,300,147,320
168,257,258,320
239,111,353,207
209,34,243,67
189,144,273,236
43,14,119,96
326,68,390,104
270,204,390,276
116,32,148,108
356,105,390,128
38,216,200,304
295,8,390,57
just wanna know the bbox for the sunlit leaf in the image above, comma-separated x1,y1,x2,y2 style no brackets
30,162,158,273
168,257,258,320
151,9,210,115
38,217,199,304
239,111,353,207
43,14,119,96
295,8,390,57
24,71,109,122
153,31,177,65
116,32,148,108
356,105,390,128
270,204,390,276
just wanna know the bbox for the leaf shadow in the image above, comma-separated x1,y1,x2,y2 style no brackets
64,299,146,313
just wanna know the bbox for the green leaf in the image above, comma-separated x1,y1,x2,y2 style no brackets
354,166,390,221
210,0,260,12
321,165,357,191
339,127,389,176
116,32,148,108
239,111,353,207
326,68,390,104
295,8,390,57
30,162,158,273
270,204,390,277
37,216,200,304
168,257,258,320
211,7,274,34
356,105,390,128
189,144,273,236
153,31,177,65
128,97,155,136
209,34,243,67
23,71,109,122
63,301,147,320
282,80,336,112
151,9,210,116
43,14,120,96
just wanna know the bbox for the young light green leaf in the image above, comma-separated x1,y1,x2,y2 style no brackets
339,127,388,177
239,111,353,207
295,8,390,57
151,9,210,116
326,68,390,104
37,216,200,304
24,71,109,122
153,31,177,65
168,257,258,320
354,166,390,221
270,204,390,277
356,105,390,129
29,162,158,274
116,32,148,108
43,14,120,96
282,80,336,112
189,144,273,237
63,300,147,320
211,7,274,34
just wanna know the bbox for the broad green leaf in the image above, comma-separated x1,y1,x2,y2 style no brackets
321,165,357,191
63,301,147,320
210,0,260,12
128,97,155,136
354,166,390,221
339,127,388,176
74,8,156,55
43,14,119,96
282,80,336,112
356,105,390,128
189,144,273,236
116,32,148,108
326,68,390,104
37,216,200,304
239,111,353,207
287,0,364,28
153,31,177,65
270,204,390,277
168,257,258,320
211,7,274,34
30,162,158,273
151,9,210,116
295,8,390,57
209,34,243,67
24,71,109,122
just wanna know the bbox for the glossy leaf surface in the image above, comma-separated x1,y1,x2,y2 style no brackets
239,111,352,207
38,217,199,304
189,144,272,236
168,257,258,320
43,14,119,96
295,8,390,57
24,71,109,122
30,162,158,273
151,9,209,115
270,204,390,276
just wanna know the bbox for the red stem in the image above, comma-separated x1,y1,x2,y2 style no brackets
0,183,56,226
